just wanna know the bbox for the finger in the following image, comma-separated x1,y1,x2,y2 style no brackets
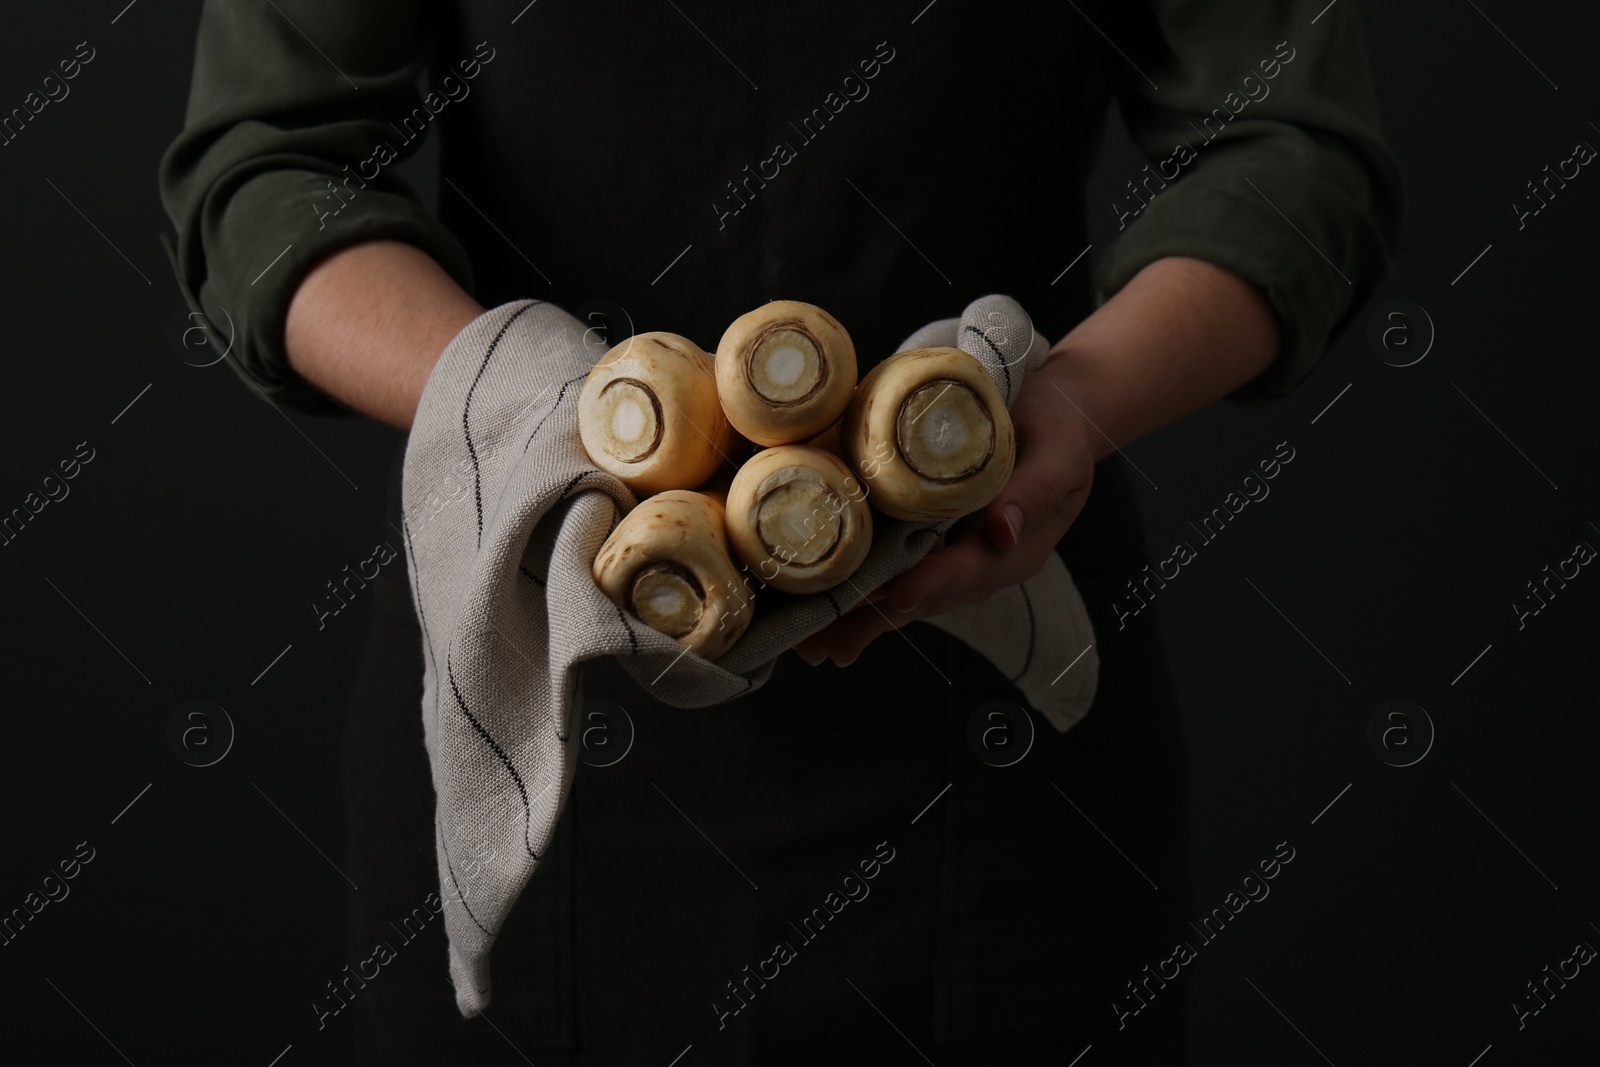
805,546,994,665
791,607,880,666
828,616,895,667
795,623,839,661
985,429,1088,552
798,524,989,663
796,576,895,649
884,535,996,612
793,640,827,666
795,621,849,662
822,598,923,666
985,497,1025,551
834,577,985,665
796,570,920,664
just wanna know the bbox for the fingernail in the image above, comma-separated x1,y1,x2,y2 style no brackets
833,652,858,668
1003,503,1024,546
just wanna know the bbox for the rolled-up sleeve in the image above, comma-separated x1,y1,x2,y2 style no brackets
158,0,474,414
1094,0,1405,398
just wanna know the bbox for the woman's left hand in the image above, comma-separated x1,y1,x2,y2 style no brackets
794,359,1098,667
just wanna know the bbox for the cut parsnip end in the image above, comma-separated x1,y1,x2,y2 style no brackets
594,379,663,464
843,347,1015,521
895,380,995,482
726,445,871,594
748,329,823,404
717,301,857,446
629,562,703,636
592,490,752,660
755,472,843,566
578,333,733,495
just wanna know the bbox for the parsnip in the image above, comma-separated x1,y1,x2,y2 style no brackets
843,347,1015,521
579,332,733,495
592,490,752,659
715,301,857,447
725,446,871,594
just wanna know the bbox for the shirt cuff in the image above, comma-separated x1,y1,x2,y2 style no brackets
1092,157,1395,401
166,167,476,415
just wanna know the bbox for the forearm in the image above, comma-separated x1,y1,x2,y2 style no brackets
284,240,485,430
1043,255,1282,461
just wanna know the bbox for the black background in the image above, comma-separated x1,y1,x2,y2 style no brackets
1,2,1596,1064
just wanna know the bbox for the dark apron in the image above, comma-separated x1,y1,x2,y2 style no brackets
341,445,1189,1065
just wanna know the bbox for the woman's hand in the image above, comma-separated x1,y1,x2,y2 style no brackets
794,358,1097,667
793,256,1283,667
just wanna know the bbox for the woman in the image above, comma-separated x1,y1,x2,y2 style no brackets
160,1,1403,1062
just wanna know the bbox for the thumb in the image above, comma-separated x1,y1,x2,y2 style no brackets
983,436,1087,550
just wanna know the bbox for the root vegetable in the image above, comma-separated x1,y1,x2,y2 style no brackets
725,446,871,594
843,347,1015,521
579,332,734,495
592,490,752,659
715,301,857,446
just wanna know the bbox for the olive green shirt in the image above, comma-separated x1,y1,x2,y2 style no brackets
159,0,1404,415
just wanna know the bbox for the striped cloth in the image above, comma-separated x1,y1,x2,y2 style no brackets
400,294,1099,1018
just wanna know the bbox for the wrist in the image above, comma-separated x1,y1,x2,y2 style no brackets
1036,346,1123,464
1037,256,1281,461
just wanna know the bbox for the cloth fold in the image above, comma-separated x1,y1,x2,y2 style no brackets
400,294,1098,1018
